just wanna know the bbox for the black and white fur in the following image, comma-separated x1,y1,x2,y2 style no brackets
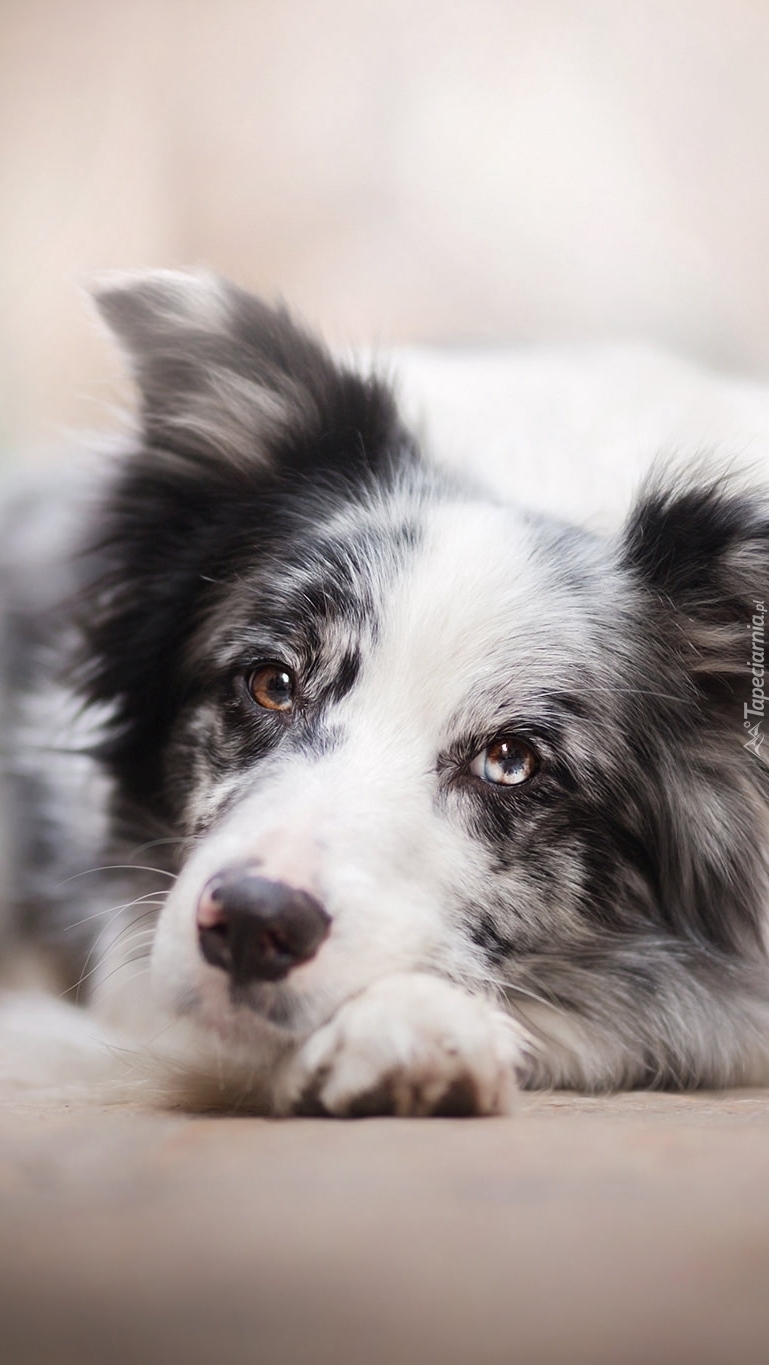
4,269,769,1115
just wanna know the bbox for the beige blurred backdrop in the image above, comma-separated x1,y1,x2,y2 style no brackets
4,0,769,455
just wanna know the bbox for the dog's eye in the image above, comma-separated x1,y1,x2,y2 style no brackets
247,664,296,712
470,737,538,786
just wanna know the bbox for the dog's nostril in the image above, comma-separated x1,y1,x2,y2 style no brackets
196,878,226,928
196,870,330,985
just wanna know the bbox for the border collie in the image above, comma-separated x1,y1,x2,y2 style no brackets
3,269,769,1116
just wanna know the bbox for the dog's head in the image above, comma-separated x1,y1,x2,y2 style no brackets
81,272,769,1079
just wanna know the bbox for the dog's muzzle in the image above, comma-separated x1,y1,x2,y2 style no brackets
196,868,331,986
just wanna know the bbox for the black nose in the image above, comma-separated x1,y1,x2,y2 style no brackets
197,869,331,985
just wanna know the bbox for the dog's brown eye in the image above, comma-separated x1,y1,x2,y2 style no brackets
247,664,295,712
470,737,538,786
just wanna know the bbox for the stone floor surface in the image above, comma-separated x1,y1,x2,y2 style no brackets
2,1087,769,1365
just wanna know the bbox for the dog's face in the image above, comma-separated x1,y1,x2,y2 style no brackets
151,486,628,1044
82,272,769,1080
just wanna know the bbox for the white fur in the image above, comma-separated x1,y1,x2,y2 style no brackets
9,336,769,1112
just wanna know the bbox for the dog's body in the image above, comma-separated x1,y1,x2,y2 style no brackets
5,270,769,1115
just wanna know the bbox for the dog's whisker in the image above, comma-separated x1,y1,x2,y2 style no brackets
64,891,167,932
57,865,178,887
76,903,161,964
91,958,154,1000
125,835,189,859
61,951,107,1002
64,927,114,1003
105,914,162,946
98,933,157,963
61,906,164,1002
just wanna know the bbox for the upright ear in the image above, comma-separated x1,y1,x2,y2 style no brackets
92,268,402,477
78,272,410,806
621,475,769,713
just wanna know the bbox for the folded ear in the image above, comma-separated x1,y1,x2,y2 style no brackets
92,268,400,476
621,475,769,708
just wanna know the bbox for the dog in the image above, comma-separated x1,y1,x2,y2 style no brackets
3,268,769,1116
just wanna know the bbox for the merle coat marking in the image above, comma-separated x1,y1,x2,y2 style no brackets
3,270,769,1115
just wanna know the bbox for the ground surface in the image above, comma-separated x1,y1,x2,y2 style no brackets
2,1089,769,1365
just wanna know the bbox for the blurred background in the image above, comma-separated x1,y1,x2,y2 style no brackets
4,0,769,455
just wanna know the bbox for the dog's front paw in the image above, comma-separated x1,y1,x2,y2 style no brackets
274,974,530,1117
